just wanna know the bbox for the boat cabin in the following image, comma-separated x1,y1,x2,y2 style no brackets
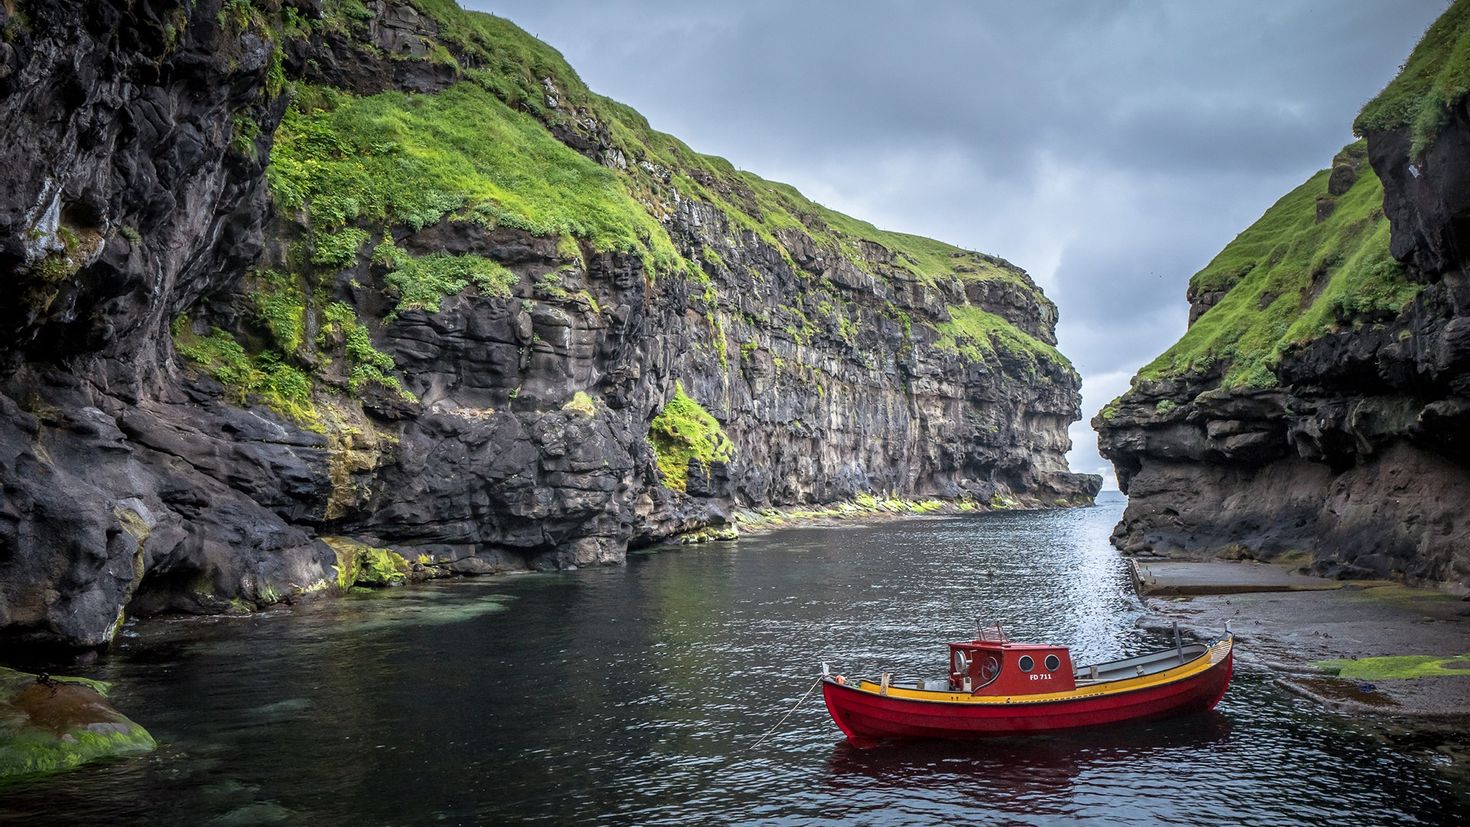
948,627,1075,695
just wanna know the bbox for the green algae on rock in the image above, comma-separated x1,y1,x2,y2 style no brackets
324,537,411,589
1316,654,1470,681
0,667,156,779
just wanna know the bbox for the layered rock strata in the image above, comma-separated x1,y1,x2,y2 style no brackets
0,0,1097,650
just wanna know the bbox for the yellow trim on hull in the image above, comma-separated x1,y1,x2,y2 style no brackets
851,637,1232,706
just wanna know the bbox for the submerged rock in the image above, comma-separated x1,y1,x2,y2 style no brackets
0,667,155,778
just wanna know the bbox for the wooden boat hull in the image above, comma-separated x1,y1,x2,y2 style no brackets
822,640,1232,741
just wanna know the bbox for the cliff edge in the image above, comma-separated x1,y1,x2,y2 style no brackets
0,0,1097,651
1096,0,1470,589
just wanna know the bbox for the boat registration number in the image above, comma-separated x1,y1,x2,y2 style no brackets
1028,673,1053,681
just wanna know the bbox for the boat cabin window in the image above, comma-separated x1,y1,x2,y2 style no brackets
1018,655,1034,672
980,654,1000,684
1045,654,1061,671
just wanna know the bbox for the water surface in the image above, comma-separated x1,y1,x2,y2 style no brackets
3,493,1467,824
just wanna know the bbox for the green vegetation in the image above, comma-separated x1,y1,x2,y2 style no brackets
267,82,686,275
382,251,517,313
230,114,261,160
320,302,412,399
323,536,409,588
1,666,156,779
562,390,597,417
1138,142,1419,389
251,269,306,354
1356,0,1470,154
648,383,734,493
173,317,320,427
390,2,1051,343
310,227,369,268
1316,653,1470,680
934,304,1074,377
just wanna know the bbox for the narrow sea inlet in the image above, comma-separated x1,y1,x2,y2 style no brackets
2,495,1465,825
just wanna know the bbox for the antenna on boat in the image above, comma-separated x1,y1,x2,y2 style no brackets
1173,621,1183,663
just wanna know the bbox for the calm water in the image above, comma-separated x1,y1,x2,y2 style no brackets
3,493,1468,825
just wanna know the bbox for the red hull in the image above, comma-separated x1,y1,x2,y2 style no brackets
822,647,1231,740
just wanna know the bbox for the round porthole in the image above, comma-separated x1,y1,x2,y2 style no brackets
981,656,1000,682
1045,654,1061,671
1018,655,1034,672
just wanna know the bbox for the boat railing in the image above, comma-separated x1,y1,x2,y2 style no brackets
974,621,1008,642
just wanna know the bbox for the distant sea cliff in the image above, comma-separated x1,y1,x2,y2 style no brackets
1097,0,1470,589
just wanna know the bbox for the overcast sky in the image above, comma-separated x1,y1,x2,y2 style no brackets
474,0,1446,488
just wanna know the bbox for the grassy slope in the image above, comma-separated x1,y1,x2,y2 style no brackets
400,0,1065,367
1109,3,1470,402
1355,0,1470,154
1135,142,1417,390
180,0,1074,446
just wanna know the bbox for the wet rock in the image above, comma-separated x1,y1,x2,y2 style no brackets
0,667,155,778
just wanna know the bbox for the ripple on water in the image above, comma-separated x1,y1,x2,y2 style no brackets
1,496,1468,824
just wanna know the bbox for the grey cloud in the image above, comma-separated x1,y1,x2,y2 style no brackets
474,0,1449,485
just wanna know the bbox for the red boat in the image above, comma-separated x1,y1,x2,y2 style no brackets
822,624,1233,742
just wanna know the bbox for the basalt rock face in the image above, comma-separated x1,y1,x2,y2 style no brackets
1096,4,1470,588
0,0,1096,650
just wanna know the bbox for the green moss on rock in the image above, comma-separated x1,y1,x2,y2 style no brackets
319,302,412,399
0,667,156,779
267,82,686,275
648,383,733,493
173,317,321,427
323,536,410,588
1316,653,1470,680
383,251,516,314
933,304,1073,378
562,390,597,417
251,269,307,354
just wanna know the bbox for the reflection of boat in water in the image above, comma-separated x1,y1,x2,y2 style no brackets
822,623,1232,743
824,709,1234,802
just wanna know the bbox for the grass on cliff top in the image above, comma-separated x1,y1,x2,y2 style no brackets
402,1,1047,301
267,82,686,276
648,383,733,494
934,304,1074,378
1137,141,1419,389
1355,0,1470,154
273,2,1060,371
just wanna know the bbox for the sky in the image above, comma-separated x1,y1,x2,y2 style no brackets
473,0,1447,488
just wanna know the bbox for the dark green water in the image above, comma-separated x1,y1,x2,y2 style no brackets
2,493,1468,825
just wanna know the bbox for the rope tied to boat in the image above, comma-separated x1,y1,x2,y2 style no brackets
749,676,822,751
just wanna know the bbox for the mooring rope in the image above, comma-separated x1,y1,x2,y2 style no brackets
749,676,822,751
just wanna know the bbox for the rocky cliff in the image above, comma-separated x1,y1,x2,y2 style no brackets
0,0,1096,651
1096,0,1470,589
